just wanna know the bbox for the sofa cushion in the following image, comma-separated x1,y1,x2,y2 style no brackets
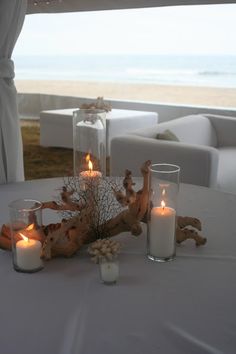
217,147,236,194
156,129,179,142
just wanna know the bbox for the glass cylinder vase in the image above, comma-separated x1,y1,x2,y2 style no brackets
73,109,106,181
147,164,180,262
9,199,44,273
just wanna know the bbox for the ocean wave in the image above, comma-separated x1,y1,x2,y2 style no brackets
126,68,197,76
127,68,236,77
199,70,236,76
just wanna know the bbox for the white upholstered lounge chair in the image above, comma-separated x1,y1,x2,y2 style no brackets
110,114,236,194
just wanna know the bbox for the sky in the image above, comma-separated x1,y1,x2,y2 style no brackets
14,4,236,56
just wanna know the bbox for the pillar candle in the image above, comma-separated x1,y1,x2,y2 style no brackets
16,238,43,271
149,206,176,258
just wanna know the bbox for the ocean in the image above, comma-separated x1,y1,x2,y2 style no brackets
13,54,236,88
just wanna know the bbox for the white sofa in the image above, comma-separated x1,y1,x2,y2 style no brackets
110,114,236,194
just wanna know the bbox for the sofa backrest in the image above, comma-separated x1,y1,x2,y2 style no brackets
132,114,218,147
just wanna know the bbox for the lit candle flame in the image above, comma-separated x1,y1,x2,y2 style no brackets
85,153,93,172
18,223,35,242
19,233,29,242
161,200,166,210
26,223,34,231
88,159,93,172
85,153,90,163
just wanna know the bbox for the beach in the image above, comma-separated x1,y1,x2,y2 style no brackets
15,80,236,108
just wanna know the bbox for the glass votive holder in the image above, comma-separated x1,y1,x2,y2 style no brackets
9,199,44,273
99,258,119,285
147,163,180,262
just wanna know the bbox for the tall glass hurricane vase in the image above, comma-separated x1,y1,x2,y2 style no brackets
147,164,180,262
73,109,106,179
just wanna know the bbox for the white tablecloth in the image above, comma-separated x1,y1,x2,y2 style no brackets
0,178,236,354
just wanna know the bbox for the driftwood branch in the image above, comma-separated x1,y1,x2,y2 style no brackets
176,216,206,246
41,186,84,211
104,160,151,237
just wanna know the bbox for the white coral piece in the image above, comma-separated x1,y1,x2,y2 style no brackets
88,238,121,263
80,96,112,112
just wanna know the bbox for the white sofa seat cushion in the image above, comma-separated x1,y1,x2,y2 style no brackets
131,115,218,147
217,147,236,194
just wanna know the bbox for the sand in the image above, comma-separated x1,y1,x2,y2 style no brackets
15,80,236,109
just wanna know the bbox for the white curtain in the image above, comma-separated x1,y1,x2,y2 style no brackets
0,0,27,184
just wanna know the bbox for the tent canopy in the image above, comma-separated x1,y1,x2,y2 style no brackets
27,0,236,14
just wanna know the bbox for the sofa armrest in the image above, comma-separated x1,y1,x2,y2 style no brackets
110,135,219,188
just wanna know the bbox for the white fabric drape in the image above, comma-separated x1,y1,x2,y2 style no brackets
0,0,27,184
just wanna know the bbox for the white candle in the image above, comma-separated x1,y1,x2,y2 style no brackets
79,155,102,190
79,170,102,191
100,261,119,283
80,170,102,179
149,205,176,258
16,238,43,271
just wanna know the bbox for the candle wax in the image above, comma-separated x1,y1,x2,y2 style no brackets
149,206,176,258
16,239,43,271
79,170,102,190
80,170,102,178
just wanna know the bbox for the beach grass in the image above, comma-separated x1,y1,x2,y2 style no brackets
21,121,73,180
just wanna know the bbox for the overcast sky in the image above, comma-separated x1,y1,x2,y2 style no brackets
14,4,236,56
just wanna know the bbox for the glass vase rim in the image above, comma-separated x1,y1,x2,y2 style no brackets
150,163,180,174
8,199,42,212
